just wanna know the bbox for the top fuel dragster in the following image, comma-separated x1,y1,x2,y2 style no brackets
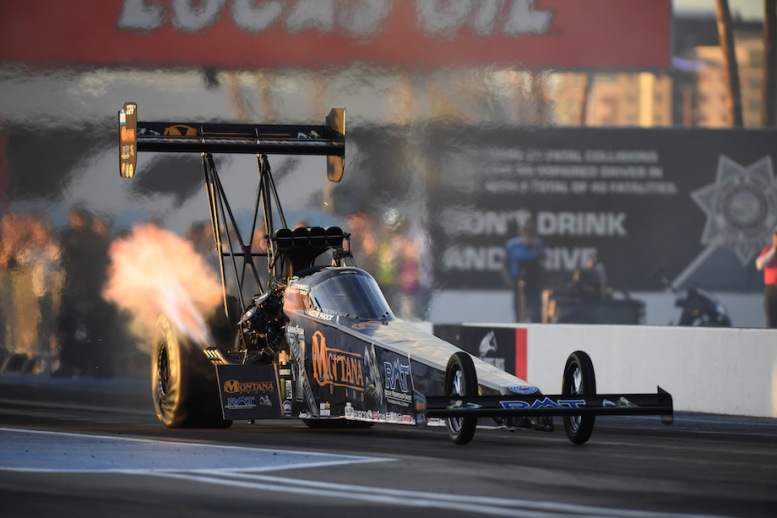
118,102,673,445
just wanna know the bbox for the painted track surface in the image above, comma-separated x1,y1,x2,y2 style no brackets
1,374,776,518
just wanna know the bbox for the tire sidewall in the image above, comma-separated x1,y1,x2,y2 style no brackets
445,351,478,445
151,315,186,428
562,350,596,444
151,314,231,428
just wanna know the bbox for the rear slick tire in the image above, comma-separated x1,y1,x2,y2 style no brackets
151,315,232,429
561,350,596,444
445,352,478,445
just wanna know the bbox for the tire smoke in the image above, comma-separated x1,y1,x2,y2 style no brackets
102,223,222,351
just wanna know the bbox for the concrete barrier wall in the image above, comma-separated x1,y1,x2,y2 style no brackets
429,323,777,418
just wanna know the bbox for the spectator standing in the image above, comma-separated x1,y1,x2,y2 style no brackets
755,227,777,328
0,212,24,362
395,223,421,320
0,213,62,373
26,215,63,373
344,211,378,273
375,213,400,311
0,213,39,367
575,251,609,303
57,207,113,376
502,220,546,323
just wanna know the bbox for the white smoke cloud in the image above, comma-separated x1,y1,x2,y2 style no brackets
102,223,222,351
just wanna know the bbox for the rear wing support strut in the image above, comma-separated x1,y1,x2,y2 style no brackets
260,153,288,280
117,102,345,334
200,151,294,329
203,153,260,321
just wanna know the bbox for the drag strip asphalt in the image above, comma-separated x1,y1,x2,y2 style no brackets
0,428,390,473
1,373,776,517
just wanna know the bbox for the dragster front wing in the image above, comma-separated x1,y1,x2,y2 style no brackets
419,387,673,425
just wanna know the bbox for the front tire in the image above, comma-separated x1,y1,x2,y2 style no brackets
151,315,232,428
561,350,596,444
445,352,478,445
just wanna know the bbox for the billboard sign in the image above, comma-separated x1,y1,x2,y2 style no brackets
419,126,777,293
0,0,671,70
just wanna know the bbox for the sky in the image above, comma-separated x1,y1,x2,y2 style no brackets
675,0,765,20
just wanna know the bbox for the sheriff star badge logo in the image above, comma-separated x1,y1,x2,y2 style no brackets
691,156,777,265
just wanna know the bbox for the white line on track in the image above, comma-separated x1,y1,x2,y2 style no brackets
153,471,728,518
0,397,150,416
0,428,729,518
0,427,389,473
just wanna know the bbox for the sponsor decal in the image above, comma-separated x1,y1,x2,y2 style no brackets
307,309,335,321
362,344,384,408
120,163,134,178
286,324,305,340
120,125,135,143
508,384,539,395
346,408,376,421
478,330,506,370
120,144,134,160
311,331,364,398
118,102,137,179
216,364,280,419
223,379,275,394
388,412,406,423
385,389,412,407
320,402,331,417
447,399,482,410
384,359,410,392
286,284,309,295
500,397,587,410
284,380,293,400
163,124,198,136
225,396,256,410
383,358,411,407
287,324,317,414
603,397,636,408
282,400,292,416
279,368,291,377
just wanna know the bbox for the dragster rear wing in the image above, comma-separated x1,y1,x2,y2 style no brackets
118,102,345,181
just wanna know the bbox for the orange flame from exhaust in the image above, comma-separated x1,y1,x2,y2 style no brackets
102,223,222,351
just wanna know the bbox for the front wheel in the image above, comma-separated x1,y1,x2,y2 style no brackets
151,315,232,429
445,352,478,445
561,350,596,444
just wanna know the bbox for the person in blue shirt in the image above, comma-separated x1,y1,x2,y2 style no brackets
502,220,546,322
